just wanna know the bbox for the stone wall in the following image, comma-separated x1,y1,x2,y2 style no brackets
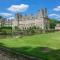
15,8,49,30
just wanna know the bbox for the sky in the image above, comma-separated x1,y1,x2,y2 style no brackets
0,0,60,20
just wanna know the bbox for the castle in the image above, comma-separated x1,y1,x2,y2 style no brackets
14,8,49,30
0,8,50,30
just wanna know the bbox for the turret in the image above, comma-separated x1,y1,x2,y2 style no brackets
16,13,22,27
44,8,48,18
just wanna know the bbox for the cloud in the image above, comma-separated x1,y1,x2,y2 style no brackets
49,14,58,17
49,14,60,20
0,13,13,17
8,4,29,12
53,6,60,11
7,17,15,20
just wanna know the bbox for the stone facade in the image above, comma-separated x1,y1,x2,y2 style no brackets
15,8,49,30
55,24,60,30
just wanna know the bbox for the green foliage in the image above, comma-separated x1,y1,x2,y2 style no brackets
50,22,56,29
0,26,12,29
0,26,12,35
26,26,39,35
49,18,60,29
0,16,6,28
15,26,21,31
0,16,3,19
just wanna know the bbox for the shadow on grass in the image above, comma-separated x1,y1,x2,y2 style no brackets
0,35,12,39
0,43,60,60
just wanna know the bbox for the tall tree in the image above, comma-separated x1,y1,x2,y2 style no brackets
0,16,5,28
49,18,60,29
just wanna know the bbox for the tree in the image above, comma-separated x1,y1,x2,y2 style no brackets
26,26,37,35
48,18,60,29
0,16,5,28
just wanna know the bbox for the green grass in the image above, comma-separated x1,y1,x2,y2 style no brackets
0,32,60,60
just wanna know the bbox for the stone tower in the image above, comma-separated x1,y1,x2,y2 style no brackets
44,8,50,30
16,13,22,27
39,8,49,31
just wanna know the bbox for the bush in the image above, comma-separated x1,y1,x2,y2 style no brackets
25,26,42,35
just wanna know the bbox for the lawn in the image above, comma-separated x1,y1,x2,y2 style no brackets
0,32,60,60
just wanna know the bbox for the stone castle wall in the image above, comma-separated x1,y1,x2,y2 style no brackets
15,8,49,30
